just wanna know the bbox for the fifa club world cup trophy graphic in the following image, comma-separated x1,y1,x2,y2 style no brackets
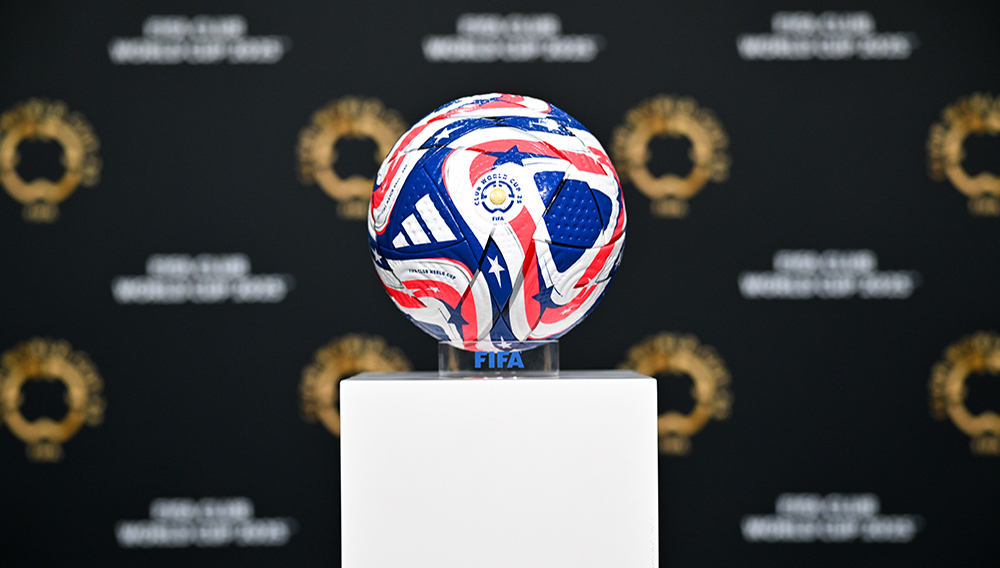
367,93,626,368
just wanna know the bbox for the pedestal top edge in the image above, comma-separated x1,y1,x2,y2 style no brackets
345,370,651,381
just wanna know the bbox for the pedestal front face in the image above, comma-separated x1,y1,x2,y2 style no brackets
340,371,658,568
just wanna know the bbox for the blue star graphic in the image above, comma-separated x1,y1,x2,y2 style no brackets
485,145,544,168
532,280,561,319
443,300,468,338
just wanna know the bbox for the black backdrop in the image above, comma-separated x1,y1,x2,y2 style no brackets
1,1,998,566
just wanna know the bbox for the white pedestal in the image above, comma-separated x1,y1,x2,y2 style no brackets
340,371,658,568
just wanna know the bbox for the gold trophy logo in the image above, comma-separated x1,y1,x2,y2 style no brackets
927,93,1000,216
0,99,101,222
300,334,411,436
620,332,732,455
0,338,105,462
929,332,1000,455
612,96,730,218
297,97,407,219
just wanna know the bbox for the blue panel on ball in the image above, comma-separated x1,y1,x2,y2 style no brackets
419,147,486,261
546,103,587,131
542,180,603,247
497,116,573,137
379,239,479,281
381,162,463,254
481,239,513,312
533,171,565,207
591,187,614,232
547,242,588,274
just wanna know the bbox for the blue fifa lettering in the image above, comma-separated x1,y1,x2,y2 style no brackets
508,351,523,368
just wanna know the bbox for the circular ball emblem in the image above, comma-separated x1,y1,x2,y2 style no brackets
474,172,521,218
368,93,626,350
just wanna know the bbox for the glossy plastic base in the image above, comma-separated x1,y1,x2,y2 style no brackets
438,340,558,377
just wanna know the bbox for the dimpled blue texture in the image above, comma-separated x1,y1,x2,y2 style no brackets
548,242,587,273
533,171,565,207
542,179,604,247
592,188,614,231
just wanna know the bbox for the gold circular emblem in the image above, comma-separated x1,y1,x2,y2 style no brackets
927,93,1000,216
489,188,507,205
0,99,101,222
620,332,732,455
611,95,730,218
296,97,407,220
0,338,105,462
300,334,411,437
929,331,1000,455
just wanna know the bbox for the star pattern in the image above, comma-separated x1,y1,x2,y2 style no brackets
532,118,566,133
532,280,561,320
487,256,506,286
443,300,468,339
485,145,544,168
433,126,457,142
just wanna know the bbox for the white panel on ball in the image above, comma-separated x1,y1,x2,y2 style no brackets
340,371,658,568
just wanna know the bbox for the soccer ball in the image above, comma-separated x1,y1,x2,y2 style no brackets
368,93,626,350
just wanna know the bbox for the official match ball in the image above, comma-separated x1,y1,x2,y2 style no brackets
368,93,626,350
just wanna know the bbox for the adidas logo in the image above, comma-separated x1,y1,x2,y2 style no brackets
392,194,457,248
